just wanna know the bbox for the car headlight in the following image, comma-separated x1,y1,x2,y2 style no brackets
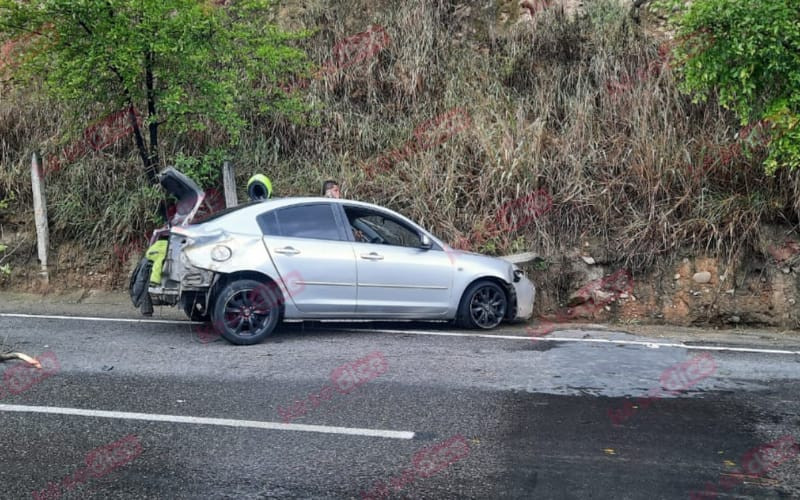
211,245,232,262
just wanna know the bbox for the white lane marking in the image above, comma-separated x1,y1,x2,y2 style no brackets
339,328,800,356
0,404,415,440
0,312,202,325
4,312,799,356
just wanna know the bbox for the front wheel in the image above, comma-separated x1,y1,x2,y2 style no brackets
211,279,282,345
457,280,508,329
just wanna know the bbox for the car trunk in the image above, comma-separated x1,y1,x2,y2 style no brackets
158,167,206,227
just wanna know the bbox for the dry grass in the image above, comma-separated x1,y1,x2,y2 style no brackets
1,0,799,282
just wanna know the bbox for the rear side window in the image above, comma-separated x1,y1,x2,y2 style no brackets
258,204,343,241
257,211,280,235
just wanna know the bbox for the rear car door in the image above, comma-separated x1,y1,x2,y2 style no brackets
258,202,357,314
342,205,454,316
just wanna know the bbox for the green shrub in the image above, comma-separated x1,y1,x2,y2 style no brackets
668,0,800,173
171,149,228,190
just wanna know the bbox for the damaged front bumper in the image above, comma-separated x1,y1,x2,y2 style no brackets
512,274,536,321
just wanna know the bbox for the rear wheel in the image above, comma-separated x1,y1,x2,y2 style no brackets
457,280,508,329
211,279,281,345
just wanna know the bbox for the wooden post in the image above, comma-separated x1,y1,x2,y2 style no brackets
222,161,238,208
30,153,49,283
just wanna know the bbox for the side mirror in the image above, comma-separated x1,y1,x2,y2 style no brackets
420,234,433,250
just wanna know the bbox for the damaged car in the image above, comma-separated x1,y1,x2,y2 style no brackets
130,168,536,345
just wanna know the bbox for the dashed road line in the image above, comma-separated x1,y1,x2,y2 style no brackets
0,404,415,439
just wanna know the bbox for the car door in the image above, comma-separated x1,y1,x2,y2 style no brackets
342,205,453,316
258,202,357,314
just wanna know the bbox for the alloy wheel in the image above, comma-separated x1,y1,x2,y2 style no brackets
469,285,506,328
222,287,274,338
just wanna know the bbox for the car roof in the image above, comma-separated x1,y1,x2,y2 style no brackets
228,197,405,217
200,197,442,245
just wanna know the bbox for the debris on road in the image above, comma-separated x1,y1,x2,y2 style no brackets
0,350,42,369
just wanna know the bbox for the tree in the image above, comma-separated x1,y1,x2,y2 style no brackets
668,0,800,173
0,0,311,183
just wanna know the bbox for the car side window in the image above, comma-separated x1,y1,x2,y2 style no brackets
258,204,344,241
257,210,280,235
343,207,422,248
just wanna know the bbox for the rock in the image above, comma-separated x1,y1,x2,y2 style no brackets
782,267,791,274
581,256,596,265
592,289,615,304
683,258,689,264
693,271,711,284
768,241,800,262
729,315,740,323
567,294,587,307
674,274,681,280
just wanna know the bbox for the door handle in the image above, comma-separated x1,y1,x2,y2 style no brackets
360,252,384,261
274,246,301,256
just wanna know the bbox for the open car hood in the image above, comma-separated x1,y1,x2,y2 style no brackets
158,167,205,227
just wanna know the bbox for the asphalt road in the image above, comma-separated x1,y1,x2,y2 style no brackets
1,313,799,500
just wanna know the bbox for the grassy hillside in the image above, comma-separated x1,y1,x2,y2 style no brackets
1,0,797,289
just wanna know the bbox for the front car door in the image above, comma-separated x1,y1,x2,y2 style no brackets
341,205,453,316
258,202,357,314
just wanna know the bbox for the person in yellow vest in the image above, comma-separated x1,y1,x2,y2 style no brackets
247,174,273,201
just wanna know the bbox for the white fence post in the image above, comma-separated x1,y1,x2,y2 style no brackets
30,152,49,284
222,161,238,208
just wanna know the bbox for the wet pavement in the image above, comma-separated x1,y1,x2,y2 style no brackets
0,311,798,499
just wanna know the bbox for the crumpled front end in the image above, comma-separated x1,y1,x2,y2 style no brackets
512,271,536,320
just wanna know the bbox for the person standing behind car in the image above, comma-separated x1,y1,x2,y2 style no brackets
248,174,273,201
322,180,340,198
323,180,365,241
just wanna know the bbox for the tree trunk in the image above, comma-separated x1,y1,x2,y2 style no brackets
145,52,159,176
126,52,159,184
128,107,156,184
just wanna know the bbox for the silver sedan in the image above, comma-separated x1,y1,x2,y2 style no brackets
134,168,535,345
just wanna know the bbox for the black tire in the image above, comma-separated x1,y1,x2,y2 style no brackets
181,293,211,322
211,279,281,345
456,280,508,329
